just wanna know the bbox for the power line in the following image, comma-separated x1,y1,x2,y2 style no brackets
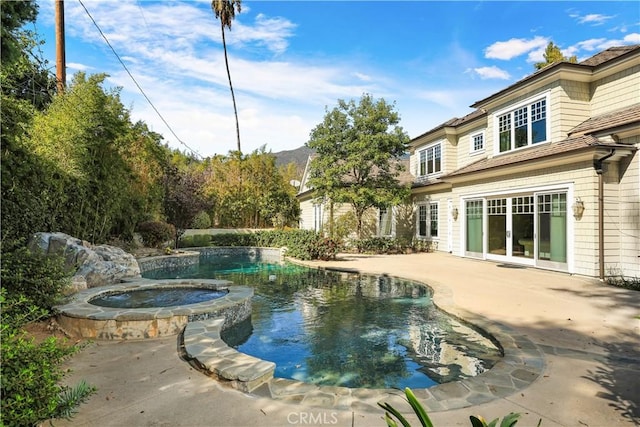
77,0,202,158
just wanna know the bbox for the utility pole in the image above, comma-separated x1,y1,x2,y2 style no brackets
55,0,66,93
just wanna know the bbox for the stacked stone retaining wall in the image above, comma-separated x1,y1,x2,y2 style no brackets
138,247,284,274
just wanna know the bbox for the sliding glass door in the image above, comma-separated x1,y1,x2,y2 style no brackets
465,200,483,256
537,193,567,268
463,191,567,270
512,196,534,259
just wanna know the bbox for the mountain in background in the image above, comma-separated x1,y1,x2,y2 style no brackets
271,145,315,172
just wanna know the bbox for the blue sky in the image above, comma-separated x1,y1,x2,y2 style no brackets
34,1,639,157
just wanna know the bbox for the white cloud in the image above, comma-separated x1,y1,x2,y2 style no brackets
623,33,640,44
568,33,640,54
571,13,615,25
67,62,90,71
574,38,609,51
235,14,297,55
472,66,511,80
485,36,549,60
352,72,372,82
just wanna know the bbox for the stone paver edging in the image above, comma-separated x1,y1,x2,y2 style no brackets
55,279,253,340
182,265,546,412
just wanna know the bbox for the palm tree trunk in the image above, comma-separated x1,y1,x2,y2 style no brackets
220,23,241,153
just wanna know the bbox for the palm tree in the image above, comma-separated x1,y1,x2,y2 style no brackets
211,0,242,153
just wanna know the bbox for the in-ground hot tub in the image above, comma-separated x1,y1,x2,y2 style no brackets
55,279,253,340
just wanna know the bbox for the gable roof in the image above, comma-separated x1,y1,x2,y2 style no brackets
410,45,640,146
568,103,640,136
297,156,413,197
578,45,640,66
443,134,600,178
471,44,640,109
410,108,487,144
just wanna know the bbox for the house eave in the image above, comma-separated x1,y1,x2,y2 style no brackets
444,145,636,184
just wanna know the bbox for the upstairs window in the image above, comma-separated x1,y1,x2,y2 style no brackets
471,131,485,153
418,143,442,177
497,95,548,153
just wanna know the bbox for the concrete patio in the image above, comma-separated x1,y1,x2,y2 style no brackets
51,252,639,427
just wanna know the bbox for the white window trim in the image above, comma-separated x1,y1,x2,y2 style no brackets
378,206,395,237
416,140,444,179
469,130,486,155
429,201,439,240
492,91,551,156
416,203,428,238
415,202,439,240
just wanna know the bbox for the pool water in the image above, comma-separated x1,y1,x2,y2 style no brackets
144,256,501,389
89,287,228,309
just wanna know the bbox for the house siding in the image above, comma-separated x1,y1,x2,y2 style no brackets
458,126,487,170
615,136,640,278
298,198,315,231
440,162,599,275
301,46,638,279
556,80,591,137
590,65,640,116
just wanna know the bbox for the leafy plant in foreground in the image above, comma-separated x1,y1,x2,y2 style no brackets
378,387,537,427
55,380,96,420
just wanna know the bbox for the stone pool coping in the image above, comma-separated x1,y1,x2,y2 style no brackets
181,265,545,412
55,279,253,340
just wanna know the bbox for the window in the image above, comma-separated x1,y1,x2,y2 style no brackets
430,202,439,238
418,205,427,237
379,207,393,237
313,204,323,232
417,203,438,238
496,95,548,153
471,131,484,153
418,143,442,177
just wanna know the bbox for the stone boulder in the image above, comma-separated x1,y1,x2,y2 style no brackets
29,232,141,290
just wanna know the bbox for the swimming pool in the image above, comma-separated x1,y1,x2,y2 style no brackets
144,255,501,389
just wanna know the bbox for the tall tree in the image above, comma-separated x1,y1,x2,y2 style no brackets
307,94,410,241
211,0,242,153
163,162,210,248
534,42,578,70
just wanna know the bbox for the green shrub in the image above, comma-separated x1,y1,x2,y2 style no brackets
179,234,212,248
210,232,258,247
356,237,399,254
1,247,70,319
352,237,436,254
190,211,212,229
0,329,74,426
137,221,175,248
326,211,358,245
0,246,95,426
209,230,338,261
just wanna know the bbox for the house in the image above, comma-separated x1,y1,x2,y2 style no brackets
411,44,639,279
297,156,414,239
298,45,639,279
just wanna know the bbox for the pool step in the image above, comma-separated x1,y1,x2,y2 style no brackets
184,319,275,392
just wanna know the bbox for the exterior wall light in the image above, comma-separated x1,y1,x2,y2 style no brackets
572,198,585,219
451,207,459,220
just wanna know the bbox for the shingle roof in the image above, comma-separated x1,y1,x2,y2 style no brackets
445,135,601,177
579,45,640,66
568,103,640,136
471,45,640,109
411,109,486,142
